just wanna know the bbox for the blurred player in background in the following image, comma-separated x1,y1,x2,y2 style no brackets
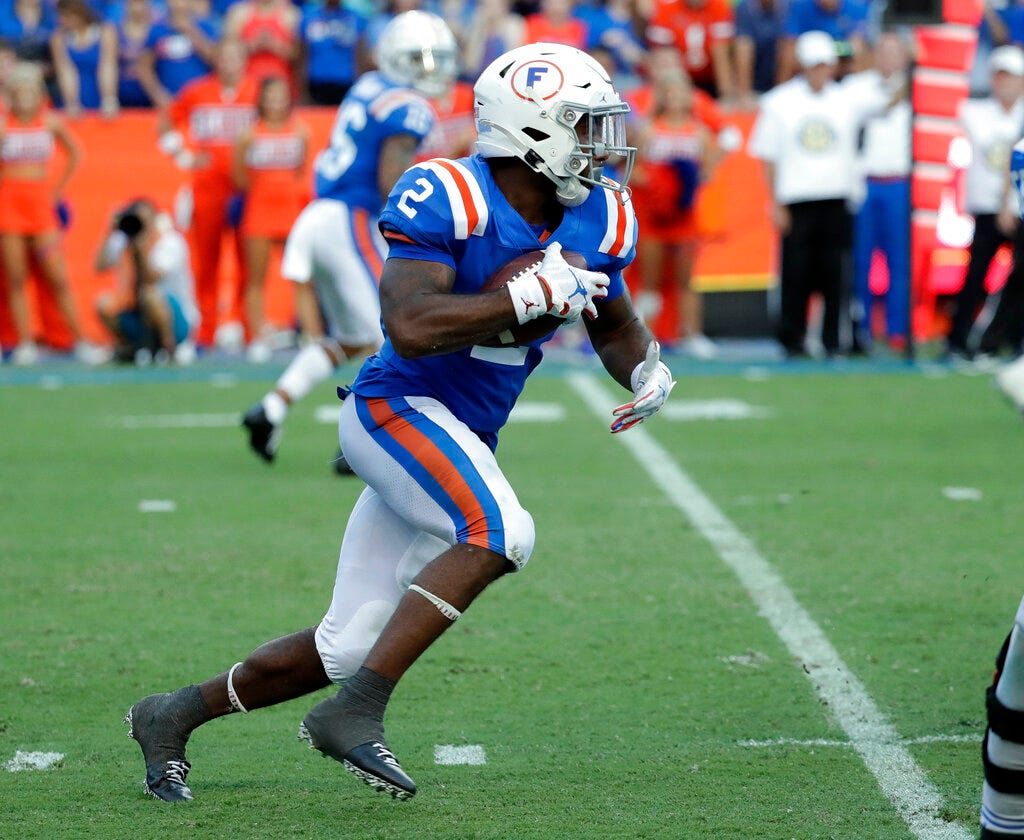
232,75,309,363
0,62,106,365
126,41,674,805
632,71,721,358
158,38,257,351
241,11,456,468
94,198,198,364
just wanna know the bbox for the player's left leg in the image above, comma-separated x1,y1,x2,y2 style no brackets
126,628,330,802
300,394,533,798
981,596,1024,837
243,201,384,465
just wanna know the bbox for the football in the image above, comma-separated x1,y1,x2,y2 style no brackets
478,249,589,347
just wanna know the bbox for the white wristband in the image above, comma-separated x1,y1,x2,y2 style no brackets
158,130,184,156
506,273,547,324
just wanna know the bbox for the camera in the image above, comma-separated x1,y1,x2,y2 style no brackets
115,201,147,238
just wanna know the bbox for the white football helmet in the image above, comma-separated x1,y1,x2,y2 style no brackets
376,11,458,99
474,42,636,207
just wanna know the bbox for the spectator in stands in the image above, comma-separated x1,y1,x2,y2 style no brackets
947,46,1024,361
0,0,56,67
136,0,218,108
417,78,476,160
50,0,119,118
734,0,787,108
778,0,870,81
577,0,646,88
158,37,257,350
115,0,157,107
523,0,587,49
846,31,911,353
645,0,736,101
749,31,886,357
224,0,299,92
632,71,722,357
299,0,368,105
95,197,198,363
986,0,1024,48
0,62,106,365
232,76,308,362
462,0,524,80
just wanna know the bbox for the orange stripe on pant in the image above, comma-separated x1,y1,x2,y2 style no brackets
351,207,384,280
364,397,493,549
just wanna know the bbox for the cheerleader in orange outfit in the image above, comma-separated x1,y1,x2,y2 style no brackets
0,62,103,365
158,38,258,349
632,72,722,358
233,75,308,362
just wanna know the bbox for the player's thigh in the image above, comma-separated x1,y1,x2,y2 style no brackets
315,485,448,683
338,393,535,570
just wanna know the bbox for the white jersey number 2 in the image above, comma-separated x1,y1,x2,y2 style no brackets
396,178,434,219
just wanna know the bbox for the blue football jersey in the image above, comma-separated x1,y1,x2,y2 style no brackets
313,72,436,213
351,154,638,445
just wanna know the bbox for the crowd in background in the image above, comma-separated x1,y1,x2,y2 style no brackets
1,0,1022,363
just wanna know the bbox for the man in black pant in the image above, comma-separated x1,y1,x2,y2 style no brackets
778,199,852,356
749,30,886,357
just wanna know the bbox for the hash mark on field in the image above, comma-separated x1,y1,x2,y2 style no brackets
568,374,972,840
942,486,983,502
138,499,176,513
739,734,980,748
661,399,773,421
434,745,487,765
5,751,64,771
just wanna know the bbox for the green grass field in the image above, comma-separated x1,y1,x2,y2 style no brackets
2,358,1021,839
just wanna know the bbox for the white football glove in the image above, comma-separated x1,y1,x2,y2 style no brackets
611,341,676,434
506,241,610,325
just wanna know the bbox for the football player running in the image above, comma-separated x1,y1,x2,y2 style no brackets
241,10,457,468
127,42,674,803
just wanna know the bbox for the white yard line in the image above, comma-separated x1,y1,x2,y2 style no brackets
739,734,980,748
568,374,972,840
114,414,240,429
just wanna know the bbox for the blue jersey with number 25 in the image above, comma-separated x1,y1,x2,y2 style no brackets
351,154,639,447
313,72,435,212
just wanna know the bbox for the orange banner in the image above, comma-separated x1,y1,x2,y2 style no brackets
0,109,774,350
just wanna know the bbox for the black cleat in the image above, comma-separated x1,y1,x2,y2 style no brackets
332,447,356,476
298,722,416,800
242,402,281,463
125,695,194,802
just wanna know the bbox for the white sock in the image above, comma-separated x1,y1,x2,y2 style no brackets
262,391,288,425
983,781,1024,834
275,343,337,406
998,599,1024,711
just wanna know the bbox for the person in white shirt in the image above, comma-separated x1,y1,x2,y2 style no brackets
845,32,911,352
95,198,199,364
749,29,886,357
946,45,1024,360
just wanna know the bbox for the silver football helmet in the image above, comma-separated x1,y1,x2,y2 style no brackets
375,11,458,99
474,42,636,207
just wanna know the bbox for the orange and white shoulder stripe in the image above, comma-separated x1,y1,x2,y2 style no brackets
598,178,636,259
369,88,431,122
415,158,489,240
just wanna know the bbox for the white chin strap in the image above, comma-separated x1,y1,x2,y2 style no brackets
409,584,462,621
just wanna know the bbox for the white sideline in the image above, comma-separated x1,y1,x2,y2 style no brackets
567,374,972,840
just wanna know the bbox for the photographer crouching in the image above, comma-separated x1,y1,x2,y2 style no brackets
95,199,199,364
